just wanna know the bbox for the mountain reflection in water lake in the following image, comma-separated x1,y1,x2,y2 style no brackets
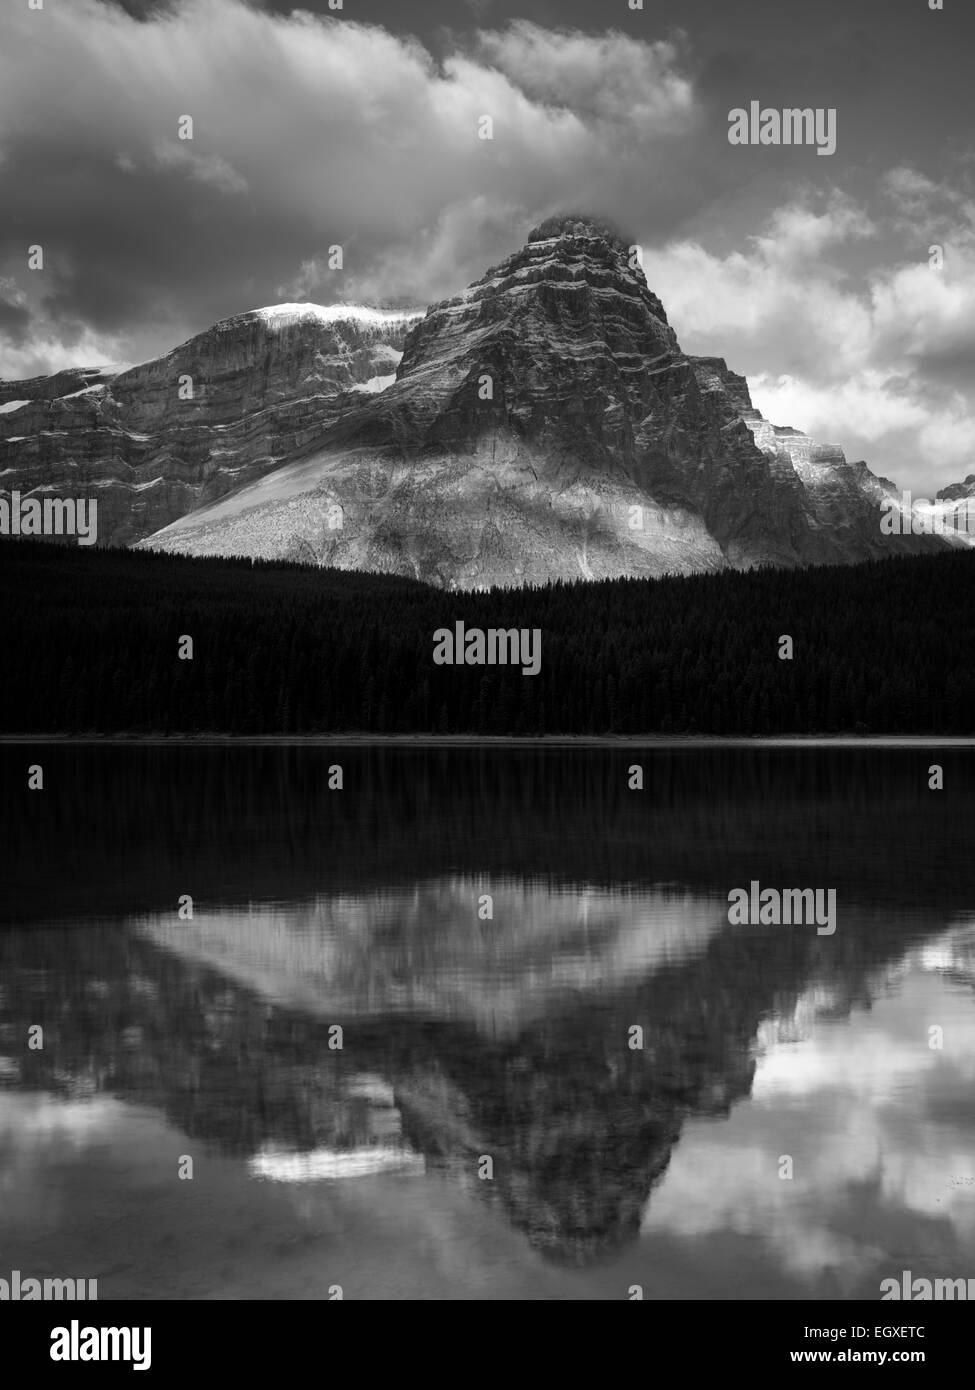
1,745,973,1300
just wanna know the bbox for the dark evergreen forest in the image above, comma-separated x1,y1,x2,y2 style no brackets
1,539,972,735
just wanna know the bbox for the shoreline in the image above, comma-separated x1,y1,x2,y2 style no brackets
1,734,973,748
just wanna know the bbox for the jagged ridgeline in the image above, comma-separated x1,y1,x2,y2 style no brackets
0,306,421,547
0,216,959,582
2,540,973,735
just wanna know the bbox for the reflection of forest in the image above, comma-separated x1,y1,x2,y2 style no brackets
2,744,972,920
1,746,972,1263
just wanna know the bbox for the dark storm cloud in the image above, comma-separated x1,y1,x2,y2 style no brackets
3,0,975,491
0,295,31,347
0,0,716,360
107,0,176,14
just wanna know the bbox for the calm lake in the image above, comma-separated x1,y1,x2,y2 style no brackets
1,745,973,1300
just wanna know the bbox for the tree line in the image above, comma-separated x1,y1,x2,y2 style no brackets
1,539,973,735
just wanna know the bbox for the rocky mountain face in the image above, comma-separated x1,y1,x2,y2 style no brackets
937,474,975,503
0,305,419,546
138,217,947,583
3,216,951,580
688,356,924,559
934,475,975,545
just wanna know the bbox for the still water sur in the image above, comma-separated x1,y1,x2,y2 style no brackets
0,746,972,1300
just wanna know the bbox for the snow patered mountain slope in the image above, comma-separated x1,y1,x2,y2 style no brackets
0,305,421,545
142,216,947,586
251,303,419,329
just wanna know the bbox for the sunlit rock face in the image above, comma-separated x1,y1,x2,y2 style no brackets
141,216,946,583
5,215,949,577
930,474,975,547
937,474,975,503
0,306,419,546
687,356,940,563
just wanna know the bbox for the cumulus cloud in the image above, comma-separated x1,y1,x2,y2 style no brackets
0,278,32,349
643,933,975,1289
0,0,708,375
0,324,128,382
151,143,250,195
1,0,973,495
642,187,975,494
473,23,697,131
871,257,975,380
882,164,975,246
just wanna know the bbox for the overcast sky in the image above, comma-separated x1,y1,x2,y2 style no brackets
2,0,974,494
